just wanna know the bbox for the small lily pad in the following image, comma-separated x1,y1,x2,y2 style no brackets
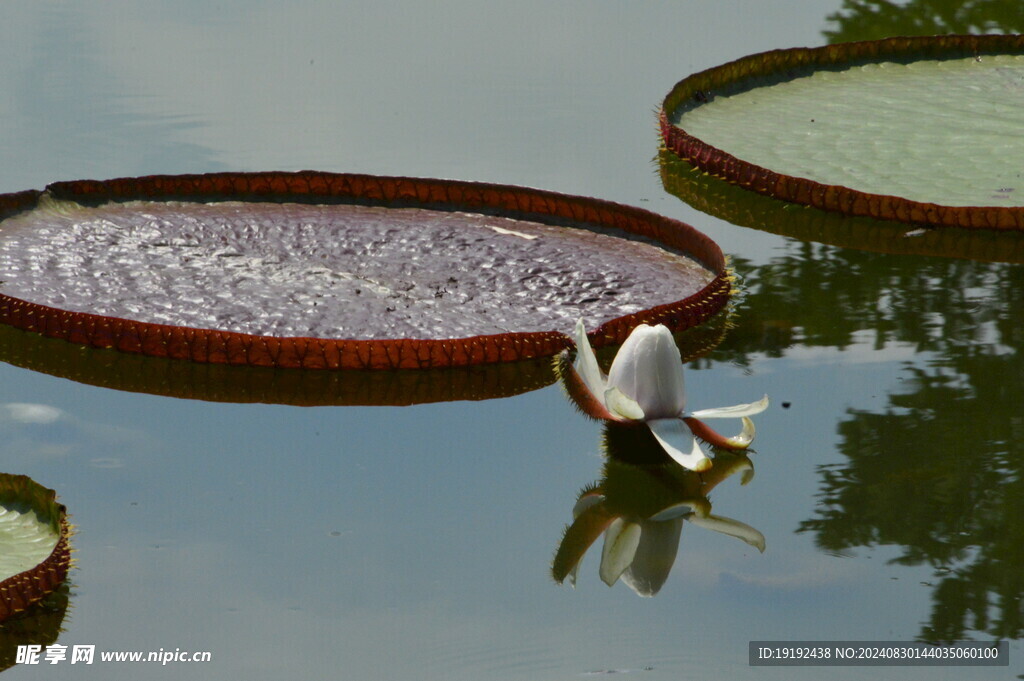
661,35,1024,229
0,474,71,623
0,172,731,369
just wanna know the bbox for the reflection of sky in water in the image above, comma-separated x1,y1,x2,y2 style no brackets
5,346,1001,679
0,1,1020,679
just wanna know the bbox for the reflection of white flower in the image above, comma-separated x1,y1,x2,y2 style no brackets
568,319,768,471
568,492,765,597
604,507,765,597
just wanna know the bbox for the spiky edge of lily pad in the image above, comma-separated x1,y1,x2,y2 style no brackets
658,150,1024,264
0,172,730,370
0,474,72,623
660,34,1024,230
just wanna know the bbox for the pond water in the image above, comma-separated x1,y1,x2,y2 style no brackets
1,2,1022,680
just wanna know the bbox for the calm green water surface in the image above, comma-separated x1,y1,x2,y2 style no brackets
0,2,1021,679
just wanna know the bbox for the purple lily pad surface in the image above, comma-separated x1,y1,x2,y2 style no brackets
0,197,714,340
0,172,729,369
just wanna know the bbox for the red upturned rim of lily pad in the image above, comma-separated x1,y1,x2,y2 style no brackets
0,172,730,370
0,474,71,623
660,34,1024,230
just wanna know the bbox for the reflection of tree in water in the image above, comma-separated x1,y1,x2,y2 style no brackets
824,0,1024,43
720,244,1024,363
716,243,1024,641
802,362,1024,641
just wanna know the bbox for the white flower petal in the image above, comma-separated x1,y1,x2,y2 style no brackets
604,386,645,421
724,417,756,449
607,324,686,419
622,517,684,597
688,514,766,553
690,395,769,419
599,518,642,587
646,418,712,472
572,318,608,409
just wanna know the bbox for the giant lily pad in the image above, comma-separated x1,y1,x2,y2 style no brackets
0,474,71,623
0,172,730,370
661,35,1024,229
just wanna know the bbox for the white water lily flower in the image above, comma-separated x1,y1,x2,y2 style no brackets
569,319,768,471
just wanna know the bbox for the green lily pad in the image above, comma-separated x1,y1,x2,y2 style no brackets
661,35,1024,229
0,475,71,623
